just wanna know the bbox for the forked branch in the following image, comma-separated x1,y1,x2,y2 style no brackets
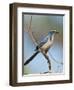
25,16,51,71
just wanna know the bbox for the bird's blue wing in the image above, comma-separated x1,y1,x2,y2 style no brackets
39,34,45,43
38,41,46,48
35,37,48,51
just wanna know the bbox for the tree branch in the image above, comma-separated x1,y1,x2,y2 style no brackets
28,16,38,46
42,52,51,71
25,16,51,72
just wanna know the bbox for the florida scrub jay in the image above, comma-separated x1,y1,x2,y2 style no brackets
24,30,59,70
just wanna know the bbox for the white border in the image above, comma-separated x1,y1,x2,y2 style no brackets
17,7,70,82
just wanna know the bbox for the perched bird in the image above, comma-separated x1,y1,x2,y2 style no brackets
24,30,59,65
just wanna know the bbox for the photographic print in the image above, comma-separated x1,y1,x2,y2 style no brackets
23,14,63,75
10,3,72,86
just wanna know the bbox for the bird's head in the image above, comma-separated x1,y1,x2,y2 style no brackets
48,30,59,37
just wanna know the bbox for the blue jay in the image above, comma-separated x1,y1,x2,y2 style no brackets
24,30,59,66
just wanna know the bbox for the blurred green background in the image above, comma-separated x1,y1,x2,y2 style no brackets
23,14,63,74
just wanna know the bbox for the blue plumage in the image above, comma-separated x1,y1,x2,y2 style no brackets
35,31,57,51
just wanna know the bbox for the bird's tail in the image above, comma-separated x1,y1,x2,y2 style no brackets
24,51,39,65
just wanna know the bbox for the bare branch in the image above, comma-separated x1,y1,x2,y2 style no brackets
42,52,51,71
24,16,52,72
28,16,38,46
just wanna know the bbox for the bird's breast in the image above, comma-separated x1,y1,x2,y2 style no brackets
41,40,53,50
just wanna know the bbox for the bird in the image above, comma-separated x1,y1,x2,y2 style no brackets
24,30,59,66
